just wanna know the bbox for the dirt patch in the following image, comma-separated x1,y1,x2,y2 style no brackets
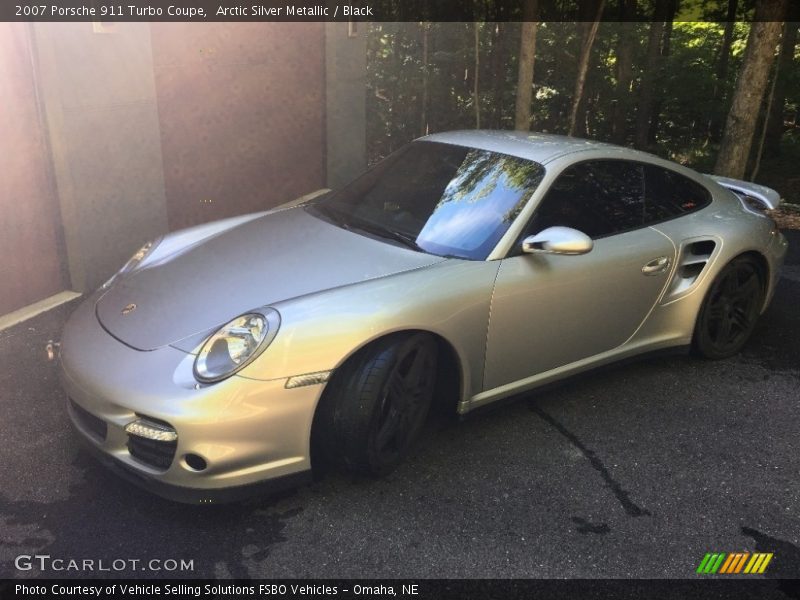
768,203,800,230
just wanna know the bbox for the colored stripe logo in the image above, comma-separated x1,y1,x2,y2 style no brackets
696,552,773,574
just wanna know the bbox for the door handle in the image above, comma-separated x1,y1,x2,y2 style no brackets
642,256,671,275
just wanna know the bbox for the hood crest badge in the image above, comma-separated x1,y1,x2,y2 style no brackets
121,303,137,315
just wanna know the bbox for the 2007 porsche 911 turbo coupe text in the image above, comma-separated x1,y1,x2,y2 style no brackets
59,131,788,503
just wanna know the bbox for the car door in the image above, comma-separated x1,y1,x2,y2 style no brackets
483,159,676,391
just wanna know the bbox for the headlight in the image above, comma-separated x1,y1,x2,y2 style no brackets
194,311,279,382
101,239,160,290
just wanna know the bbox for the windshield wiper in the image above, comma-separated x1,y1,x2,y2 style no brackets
347,218,425,253
310,204,429,254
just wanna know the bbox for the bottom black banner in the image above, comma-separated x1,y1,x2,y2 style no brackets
1,579,800,600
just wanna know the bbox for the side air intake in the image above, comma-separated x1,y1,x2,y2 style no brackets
664,239,718,300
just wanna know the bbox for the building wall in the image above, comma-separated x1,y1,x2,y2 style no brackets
325,22,367,190
0,23,66,315
150,23,326,231
32,22,170,292
1,22,364,307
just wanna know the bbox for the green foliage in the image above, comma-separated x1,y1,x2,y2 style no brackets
653,21,749,161
365,17,798,188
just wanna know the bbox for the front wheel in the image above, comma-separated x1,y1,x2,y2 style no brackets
692,256,764,359
317,333,438,476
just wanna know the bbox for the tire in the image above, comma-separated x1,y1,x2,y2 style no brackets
692,255,764,359
317,333,438,476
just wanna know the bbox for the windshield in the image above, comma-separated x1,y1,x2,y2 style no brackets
307,141,545,260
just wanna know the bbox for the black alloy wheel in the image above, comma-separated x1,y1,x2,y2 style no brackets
693,256,764,359
317,333,438,476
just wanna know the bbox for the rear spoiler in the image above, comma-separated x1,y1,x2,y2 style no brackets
706,175,782,210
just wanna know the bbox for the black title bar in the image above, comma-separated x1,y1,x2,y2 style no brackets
0,0,788,23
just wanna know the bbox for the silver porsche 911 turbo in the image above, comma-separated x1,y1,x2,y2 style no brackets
60,131,788,503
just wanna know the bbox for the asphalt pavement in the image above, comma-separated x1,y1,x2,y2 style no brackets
0,232,798,581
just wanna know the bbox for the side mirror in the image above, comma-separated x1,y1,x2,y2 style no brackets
521,226,593,256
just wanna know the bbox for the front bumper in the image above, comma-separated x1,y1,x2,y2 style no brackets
60,294,323,503
71,431,311,504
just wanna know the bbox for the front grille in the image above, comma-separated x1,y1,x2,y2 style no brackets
69,399,107,441
127,435,177,470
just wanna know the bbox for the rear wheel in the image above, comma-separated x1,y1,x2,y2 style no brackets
693,256,764,359
317,333,438,476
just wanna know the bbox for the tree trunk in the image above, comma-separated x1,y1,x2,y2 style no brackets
474,22,481,128
611,0,637,144
567,0,605,137
707,0,738,143
388,26,403,153
714,0,787,178
570,22,593,138
634,0,668,149
750,52,781,181
419,23,429,137
514,0,539,131
647,0,678,145
764,19,799,157
489,23,506,128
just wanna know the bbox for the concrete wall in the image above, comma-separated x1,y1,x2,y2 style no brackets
22,23,365,297
325,22,367,189
151,23,326,231
0,23,70,315
32,22,170,292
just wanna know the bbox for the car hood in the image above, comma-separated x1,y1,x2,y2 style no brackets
96,207,445,351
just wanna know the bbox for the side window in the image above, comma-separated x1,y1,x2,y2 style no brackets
528,160,644,239
643,165,712,223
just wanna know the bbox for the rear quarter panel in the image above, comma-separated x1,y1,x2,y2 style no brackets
629,181,779,347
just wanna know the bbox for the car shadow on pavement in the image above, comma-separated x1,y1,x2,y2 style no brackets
742,526,800,580
0,448,302,578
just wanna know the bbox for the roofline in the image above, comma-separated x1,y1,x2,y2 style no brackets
418,129,661,165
